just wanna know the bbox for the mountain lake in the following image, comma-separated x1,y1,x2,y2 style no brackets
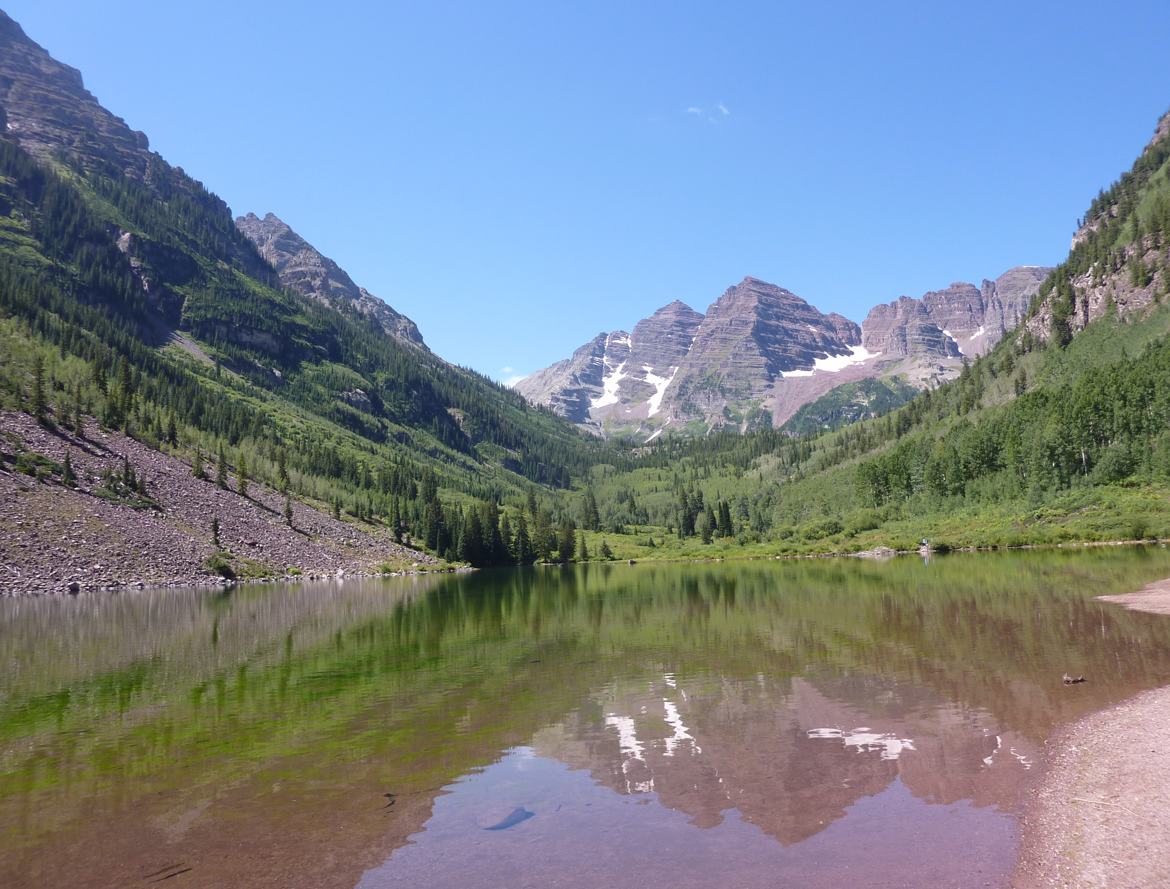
4,547,1170,888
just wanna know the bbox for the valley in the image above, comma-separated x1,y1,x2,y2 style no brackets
3,5,1170,887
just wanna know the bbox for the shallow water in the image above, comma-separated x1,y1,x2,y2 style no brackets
4,549,1170,888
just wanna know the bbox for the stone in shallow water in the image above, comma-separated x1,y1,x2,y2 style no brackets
483,807,535,831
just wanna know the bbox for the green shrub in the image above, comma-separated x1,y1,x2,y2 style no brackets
205,552,236,580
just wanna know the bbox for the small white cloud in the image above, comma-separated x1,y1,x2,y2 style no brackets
501,365,515,375
684,104,730,123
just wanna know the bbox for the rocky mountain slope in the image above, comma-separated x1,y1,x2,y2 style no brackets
1026,110,1170,346
862,267,1049,363
0,11,150,178
236,212,425,346
520,266,1050,437
517,301,703,426
0,411,437,596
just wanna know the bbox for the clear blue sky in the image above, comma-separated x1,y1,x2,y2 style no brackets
7,1,1170,383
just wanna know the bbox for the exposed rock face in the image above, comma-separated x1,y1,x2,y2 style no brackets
520,277,878,435
235,212,425,347
0,11,152,178
982,266,1050,339
515,302,706,428
861,296,963,359
0,12,270,284
666,277,866,429
1033,112,1170,342
515,331,628,424
684,277,861,383
862,267,1048,361
523,267,1050,437
627,300,704,370
1026,238,1168,343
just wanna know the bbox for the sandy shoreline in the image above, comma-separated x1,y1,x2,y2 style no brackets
1013,577,1170,888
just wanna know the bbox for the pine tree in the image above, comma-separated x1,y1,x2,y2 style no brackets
72,384,84,437
237,451,249,497
277,449,290,492
556,522,576,563
389,497,402,542
211,517,220,548
283,494,293,527
577,530,589,562
717,500,733,537
499,512,514,562
581,489,600,531
62,451,76,487
479,500,505,564
216,444,228,489
92,361,107,396
166,411,178,447
514,513,533,564
459,509,484,565
424,495,445,550
599,539,614,560
31,354,46,422
532,508,554,561
192,451,206,480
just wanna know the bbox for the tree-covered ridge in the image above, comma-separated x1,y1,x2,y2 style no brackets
0,129,624,568
780,377,918,436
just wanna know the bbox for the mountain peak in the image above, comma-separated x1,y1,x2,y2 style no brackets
653,299,701,316
861,266,1049,361
1152,108,1170,149
0,10,151,176
521,263,1051,436
235,212,425,348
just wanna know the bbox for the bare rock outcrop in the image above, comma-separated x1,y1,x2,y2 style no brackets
627,300,704,371
665,277,864,428
515,332,628,425
515,301,704,429
1026,238,1168,343
235,212,426,347
0,11,151,179
862,267,1049,361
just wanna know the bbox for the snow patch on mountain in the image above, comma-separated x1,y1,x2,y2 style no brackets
644,365,677,417
782,345,881,378
591,360,628,409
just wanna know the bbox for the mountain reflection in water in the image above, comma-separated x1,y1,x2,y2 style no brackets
4,548,1170,888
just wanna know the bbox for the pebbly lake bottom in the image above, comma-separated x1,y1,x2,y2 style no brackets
5,547,1170,888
